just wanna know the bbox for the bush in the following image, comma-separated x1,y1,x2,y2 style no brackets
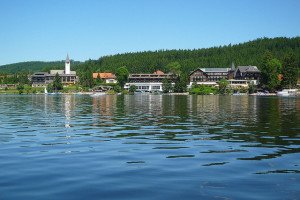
189,85,217,95
122,90,129,95
129,85,137,93
248,83,257,94
106,90,116,95
17,84,24,94
113,85,122,93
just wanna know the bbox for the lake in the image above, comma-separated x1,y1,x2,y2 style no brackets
0,94,299,200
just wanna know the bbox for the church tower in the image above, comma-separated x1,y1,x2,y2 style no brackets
65,54,71,74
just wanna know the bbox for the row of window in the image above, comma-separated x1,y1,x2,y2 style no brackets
32,77,76,83
192,76,226,82
136,85,161,90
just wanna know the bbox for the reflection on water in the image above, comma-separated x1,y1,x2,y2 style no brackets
0,94,299,200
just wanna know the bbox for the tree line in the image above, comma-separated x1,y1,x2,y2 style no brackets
1,37,299,92
74,37,300,75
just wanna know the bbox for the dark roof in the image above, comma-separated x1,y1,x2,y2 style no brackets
32,72,49,76
200,68,231,73
189,68,231,75
237,66,260,73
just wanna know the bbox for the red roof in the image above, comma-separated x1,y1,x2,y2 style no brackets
93,73,116,79
153,70,164,75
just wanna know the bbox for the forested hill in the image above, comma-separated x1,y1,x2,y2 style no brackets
0,61,81,74
80,37,300,74
1,37,299,74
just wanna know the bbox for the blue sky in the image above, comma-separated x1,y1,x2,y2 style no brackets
0,0,299,65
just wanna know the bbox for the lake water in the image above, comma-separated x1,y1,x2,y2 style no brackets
0,94,299,200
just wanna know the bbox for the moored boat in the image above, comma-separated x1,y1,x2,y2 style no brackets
277,89,298,97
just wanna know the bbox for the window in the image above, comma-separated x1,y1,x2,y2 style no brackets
152,86,160,90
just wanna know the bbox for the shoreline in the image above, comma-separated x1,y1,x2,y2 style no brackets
0,92,287,96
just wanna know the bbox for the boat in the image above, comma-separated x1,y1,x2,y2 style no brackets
277,89,298,97
232,92,247,96
44,87,48,94
90,92,106,97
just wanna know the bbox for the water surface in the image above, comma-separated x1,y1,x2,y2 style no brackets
0,94,299,199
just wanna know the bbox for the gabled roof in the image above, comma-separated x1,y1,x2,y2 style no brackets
236,66,260,73
93,73,116,79
200,68,231,73
189,67,231,75
153,70,165,75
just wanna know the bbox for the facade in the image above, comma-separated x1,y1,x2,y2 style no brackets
233,66,260,85
0,84,17,89
31,54,78,87
124,70,177,92
189,65,260,88
92,73,117,84
189,68,234,87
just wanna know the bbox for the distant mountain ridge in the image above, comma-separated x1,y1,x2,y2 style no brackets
88,37,300,74
0,60,82,74
1,37,299,74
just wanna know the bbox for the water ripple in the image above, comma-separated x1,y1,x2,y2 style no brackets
0,94,299,199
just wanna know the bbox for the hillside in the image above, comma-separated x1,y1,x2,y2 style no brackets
1,37,299,74
0,61,81,74
78,37,300,74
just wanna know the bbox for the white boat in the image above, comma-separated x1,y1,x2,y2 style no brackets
277,89,298,97
44,87,48,94
90,92,106,97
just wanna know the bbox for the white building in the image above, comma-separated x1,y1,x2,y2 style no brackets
124,70,177,92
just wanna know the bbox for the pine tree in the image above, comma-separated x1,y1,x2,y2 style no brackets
52,73,63,91
281,53,298,88
116,66,129,88
162,78,172,93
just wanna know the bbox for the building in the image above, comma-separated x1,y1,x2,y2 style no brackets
124,70,177,92
189,64,260,88
233,66,260,85
189,67,234,87
92,73,117,84
31,54,78,87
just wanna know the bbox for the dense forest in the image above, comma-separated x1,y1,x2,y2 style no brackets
0,37,299,75
0,61,81,74
74,37,300,74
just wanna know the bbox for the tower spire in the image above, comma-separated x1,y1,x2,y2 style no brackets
65,53,70,74
66,53,70,62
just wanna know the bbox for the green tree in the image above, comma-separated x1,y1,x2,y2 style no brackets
79,66,94,89
113,85,122,93
281,53,298,88
129,85,137,93
47,83,53,93
162,78,172,93
52,73,63,91
248,82,257,94
17,84,24,94
95,73,103,85
173,74,187,93
18,73,30,85
116,66,129,88
260,52,282,92
167,61,181,75
218,79,229,94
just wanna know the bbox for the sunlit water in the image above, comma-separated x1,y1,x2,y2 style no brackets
0,94,299,200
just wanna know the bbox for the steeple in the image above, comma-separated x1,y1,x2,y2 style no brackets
65,53,71,74
66,53,70,63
